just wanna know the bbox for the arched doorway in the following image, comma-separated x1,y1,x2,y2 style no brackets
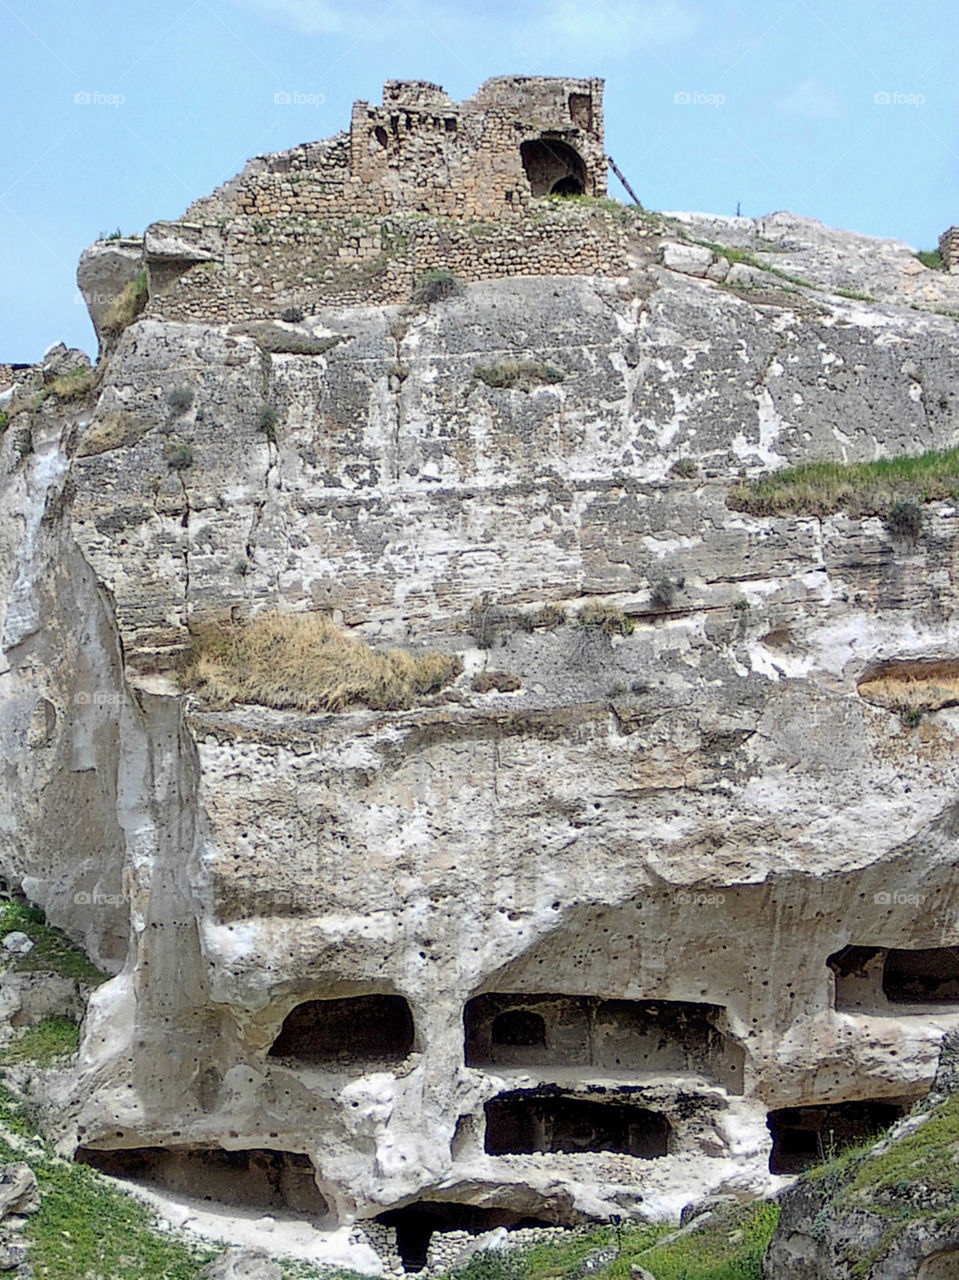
520,138,587,197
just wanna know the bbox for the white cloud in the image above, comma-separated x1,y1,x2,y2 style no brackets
778,78,840,120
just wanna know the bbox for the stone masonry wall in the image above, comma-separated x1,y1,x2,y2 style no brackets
940,225,959,272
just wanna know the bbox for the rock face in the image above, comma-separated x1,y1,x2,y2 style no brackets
764,1033,959,1278
4,77,959,1266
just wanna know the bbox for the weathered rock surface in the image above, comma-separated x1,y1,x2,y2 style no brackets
3,151,959,1263
198,1246,282,1280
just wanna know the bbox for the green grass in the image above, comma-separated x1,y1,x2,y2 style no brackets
101,270,148,337
917,248,944,270
729,447,959,518
577,601,634,635
474,361,564,391
0,1019,79,1066
33,367,98,409
0,902,108,987
0,410,8,434
634,1202,780,1280
834,287,876,302
696,242,814,289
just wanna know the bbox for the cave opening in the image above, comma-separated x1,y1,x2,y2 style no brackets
376,1202,550,1273
484,1093,670,1158
465,993,744,1093
520,138,586,198
767,1099,907,1174
75,1145,329,1216
883,947,959,1004
268,994,415,1065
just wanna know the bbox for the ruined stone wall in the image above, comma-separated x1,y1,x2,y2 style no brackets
940,225,959,272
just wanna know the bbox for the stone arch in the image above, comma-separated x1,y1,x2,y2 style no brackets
520,138,587,197
268,994,415,1065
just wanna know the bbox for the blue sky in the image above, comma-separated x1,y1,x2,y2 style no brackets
2,0,957,361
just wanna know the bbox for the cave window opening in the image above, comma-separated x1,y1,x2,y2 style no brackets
74,1146,328,1216
268,994,414,1065
491,1009,546,1048
484,1094,670,1158
883,947,959,1004
376,1202,546,1274
767,1100,907,1174
520,138,587,198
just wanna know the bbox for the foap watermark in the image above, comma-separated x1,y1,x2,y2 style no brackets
675,890,726,908
674,91,725,108
874,889,926,907
274,91,325,108
74,91,125,109
74,690,122,707
873,91,925,107
74,289,124,307
74,889,129,908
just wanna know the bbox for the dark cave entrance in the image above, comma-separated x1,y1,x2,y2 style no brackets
465,993,744,1093
766,1099,907,1174
75,1145,329,1216
520,138,587,197
268,994,415,1065
484,1093,670,1158
883,947,959,1004
376,1202,551,1273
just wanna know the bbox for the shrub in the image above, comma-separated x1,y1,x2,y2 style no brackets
280,306,305,323
577,601,634,635
181,610,461,712
669,457,699,479
36,366,98,405
166,386,193,414
885,499,922,539
917,248,944,271
100,269,148,337
649,578,679,611
474,360,565,391
257,404,278,443
0,410,8,434
239,322,344,356
413,268,462,304
471,672,521,694
167,443,194,471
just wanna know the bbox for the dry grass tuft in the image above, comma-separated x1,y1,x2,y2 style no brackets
100,270,148,337
858,659,959,715
181,611,460,713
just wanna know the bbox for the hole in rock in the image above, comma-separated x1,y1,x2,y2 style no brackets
269,994,414,1064
376,1202,551,1273
465,994,744,1093
767,1099,907,1174
75,1146,329,1215
919,1247,959,1279
857,657,959,714
485,1093,670,1158
830,946,959,1010
884,947,959,1004
520,138,586,198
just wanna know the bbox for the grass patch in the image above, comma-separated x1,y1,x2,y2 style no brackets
413,268,463,305
577,601,634,635
0,902,107,987
34,366,98,408
474,361,565,391
181,610,460,713
100,270,148,337
634,1201,780,1280
471,672,521,694
917,248,944,270
238,322,345,356
0,1018,79,1066
0,410,8,434
834,287,876,302
728,447,959,518
697,242,814,289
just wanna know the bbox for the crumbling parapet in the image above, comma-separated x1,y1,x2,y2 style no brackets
939,225,959,272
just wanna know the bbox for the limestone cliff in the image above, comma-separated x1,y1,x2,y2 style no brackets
3,74,959,1276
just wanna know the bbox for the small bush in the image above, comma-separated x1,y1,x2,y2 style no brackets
413,268,462,305
36,366,98,406
100,270,148,337
244,323,343,356
471,672,521,694
257,404,278,444
0,410,8,434
181,611,461,713
917,248,944,271
280,305,305,323
669,457,699,479
649,577,680,611
167,443,194,471
529,603,566,629
166,386,193,414
474,360,565,391
577,601,634,635
885,499,922,539
233,559,251,577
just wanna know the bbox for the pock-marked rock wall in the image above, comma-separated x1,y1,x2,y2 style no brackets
5,186,959,1262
